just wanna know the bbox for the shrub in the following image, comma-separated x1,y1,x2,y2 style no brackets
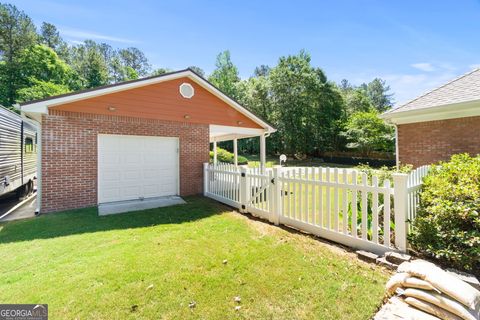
409,154,480,274
209,147,248,165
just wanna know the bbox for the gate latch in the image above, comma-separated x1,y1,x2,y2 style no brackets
271,178,275,184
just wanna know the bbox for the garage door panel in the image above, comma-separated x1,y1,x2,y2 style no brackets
121,186,142,199
98,135,179,203
102,170,122,182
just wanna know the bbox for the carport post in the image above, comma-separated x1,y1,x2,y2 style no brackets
260,134,266,172
213,140,217,165
233,138,238,166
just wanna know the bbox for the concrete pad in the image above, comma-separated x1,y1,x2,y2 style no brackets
0,192,36,222
98,196,186,216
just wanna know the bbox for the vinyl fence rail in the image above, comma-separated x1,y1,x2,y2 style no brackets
203,163,430,255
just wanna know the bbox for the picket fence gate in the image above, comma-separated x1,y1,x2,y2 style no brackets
204,163,429,254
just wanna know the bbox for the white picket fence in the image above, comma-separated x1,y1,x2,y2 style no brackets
204,163,429,254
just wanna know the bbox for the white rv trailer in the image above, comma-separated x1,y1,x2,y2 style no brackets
0,106,37,198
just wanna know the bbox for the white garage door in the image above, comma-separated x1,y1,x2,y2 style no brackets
98,134,179,203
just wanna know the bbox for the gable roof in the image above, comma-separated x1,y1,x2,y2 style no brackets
20,68,275,133
382,68,480,124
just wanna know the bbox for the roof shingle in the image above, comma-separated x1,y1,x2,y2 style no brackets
386,68,480,114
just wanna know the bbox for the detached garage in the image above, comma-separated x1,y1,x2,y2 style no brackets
20,69,275,213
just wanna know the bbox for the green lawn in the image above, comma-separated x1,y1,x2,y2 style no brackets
0,196,388,319
245,154,355,168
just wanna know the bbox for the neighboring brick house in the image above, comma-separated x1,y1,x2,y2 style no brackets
382,68,480,167
21,69,275,213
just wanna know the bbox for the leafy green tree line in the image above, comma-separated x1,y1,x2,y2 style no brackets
208,50,394,157
0,3,394,157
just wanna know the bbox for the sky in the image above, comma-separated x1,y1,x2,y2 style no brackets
9,0,480,105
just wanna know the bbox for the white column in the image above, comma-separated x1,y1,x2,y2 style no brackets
213,140,217,165
203,163,209,196
260,134,266,172
393,173,409,252
233,138,238,166
395,125,399,170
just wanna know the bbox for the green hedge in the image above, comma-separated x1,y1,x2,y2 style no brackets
209,147,248,165
409,154,480,274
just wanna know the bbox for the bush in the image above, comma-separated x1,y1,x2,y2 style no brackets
409,154,480,274
209,147,248,165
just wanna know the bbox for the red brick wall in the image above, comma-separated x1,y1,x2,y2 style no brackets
41,110,209,213
398,116,480,167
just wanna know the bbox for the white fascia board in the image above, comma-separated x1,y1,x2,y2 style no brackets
209,124,267,142
381,100,480,125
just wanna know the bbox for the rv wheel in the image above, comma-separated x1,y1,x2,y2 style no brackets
28,180,34,195
16,185,27,199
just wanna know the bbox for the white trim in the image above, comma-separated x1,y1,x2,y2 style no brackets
213,141,217,165
35,121,42,214
233,138,238,166
21,70,275,133
260,134,266,172
179,82,194,99
381,99,480,124
209,124,267,142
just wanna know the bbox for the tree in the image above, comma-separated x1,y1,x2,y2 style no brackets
339,79,352,91
17,45,73,84
343,88,373,115
14,44,79,102
254,65,270,77
40,22,61,50
269,50,343,155
188,65,205,77
364,78,393,112
151,68,173,76
0,3,37,105
208,50,240,98
16,79,70,102
69,40,109,88
340,110,395,156
314,82,346,152
235,75,273,154
39,22,71,62
118,47,150,76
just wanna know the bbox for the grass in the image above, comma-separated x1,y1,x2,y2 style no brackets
245,154,354,168
0,196,388,319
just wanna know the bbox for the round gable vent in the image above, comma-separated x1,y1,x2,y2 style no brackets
179,83,194,99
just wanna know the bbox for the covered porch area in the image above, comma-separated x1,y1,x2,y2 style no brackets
209,124,270,170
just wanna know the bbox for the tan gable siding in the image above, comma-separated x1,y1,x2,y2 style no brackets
50,77,262,129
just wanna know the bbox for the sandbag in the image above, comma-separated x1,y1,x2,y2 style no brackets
386,272,438,296
398,260,480,311
405,297,464,320
403,288,479,320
